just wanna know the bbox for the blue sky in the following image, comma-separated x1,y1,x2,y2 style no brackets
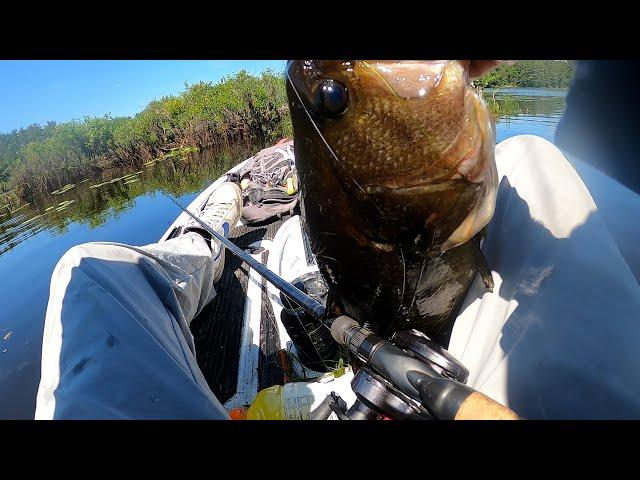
0,60,287,133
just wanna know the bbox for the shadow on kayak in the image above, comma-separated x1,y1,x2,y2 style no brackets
483,179,640,419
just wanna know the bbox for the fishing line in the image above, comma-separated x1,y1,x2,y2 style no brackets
166,194,335,372
285,68,388,220
409,255,428,311
286,301,333,373
396,246,406,314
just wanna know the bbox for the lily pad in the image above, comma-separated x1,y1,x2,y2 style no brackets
20,213,46,225
10,203,29,214
51,184,76,195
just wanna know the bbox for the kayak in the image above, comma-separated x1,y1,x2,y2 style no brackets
158,155,355,416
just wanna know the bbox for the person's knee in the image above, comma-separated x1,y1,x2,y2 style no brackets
53,242,120,277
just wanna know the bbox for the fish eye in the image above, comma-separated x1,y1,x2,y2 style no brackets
313,79,349,117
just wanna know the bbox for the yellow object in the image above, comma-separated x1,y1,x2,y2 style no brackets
246,369,356,420
286,177,297,195
246,385,286,420
240,178,251,190
247,383,315,420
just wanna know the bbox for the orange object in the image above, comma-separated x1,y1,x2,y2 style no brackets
228,407,248,420
277,349,293,383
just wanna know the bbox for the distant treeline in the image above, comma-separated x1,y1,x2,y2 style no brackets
0,70,291,200
474,60,575,88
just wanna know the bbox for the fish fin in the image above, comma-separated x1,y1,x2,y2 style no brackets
469,237,494,292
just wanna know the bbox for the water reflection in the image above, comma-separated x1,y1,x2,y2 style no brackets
487,87,568,143
0,144,257,259
0,142,259,419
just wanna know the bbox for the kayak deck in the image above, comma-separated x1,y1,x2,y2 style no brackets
160,156,321,409
189,217,287,404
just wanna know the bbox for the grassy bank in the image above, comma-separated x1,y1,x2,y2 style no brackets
0,143,257,257
481,91,523,119
0,69,291,201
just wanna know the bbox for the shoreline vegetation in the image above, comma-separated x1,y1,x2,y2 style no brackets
0,69,291,202
0,61,575,204
480,91,525,119
474,61,575,120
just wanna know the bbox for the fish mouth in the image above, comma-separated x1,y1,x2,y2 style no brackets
449,128,484,182
361,61,450,99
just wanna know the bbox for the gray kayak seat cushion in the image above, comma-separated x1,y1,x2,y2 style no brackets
239,140,299,225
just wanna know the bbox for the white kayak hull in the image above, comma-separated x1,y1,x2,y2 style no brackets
158,157,352,412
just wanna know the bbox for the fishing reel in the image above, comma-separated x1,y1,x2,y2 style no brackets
347,330,469,420
310,324,470,420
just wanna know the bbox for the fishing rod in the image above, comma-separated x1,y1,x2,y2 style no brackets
166,194,327,320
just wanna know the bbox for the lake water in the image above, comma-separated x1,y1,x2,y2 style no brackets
0,88,568,418
488,87,568,143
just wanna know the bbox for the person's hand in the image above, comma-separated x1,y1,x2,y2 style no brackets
468,61,515,79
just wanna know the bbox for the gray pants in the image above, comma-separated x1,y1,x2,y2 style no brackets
35,232,229,419
35,135,640,419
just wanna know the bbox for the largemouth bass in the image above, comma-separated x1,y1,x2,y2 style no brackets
286,60,498,344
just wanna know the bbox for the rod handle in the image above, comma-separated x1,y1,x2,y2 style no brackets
454,391,520,420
